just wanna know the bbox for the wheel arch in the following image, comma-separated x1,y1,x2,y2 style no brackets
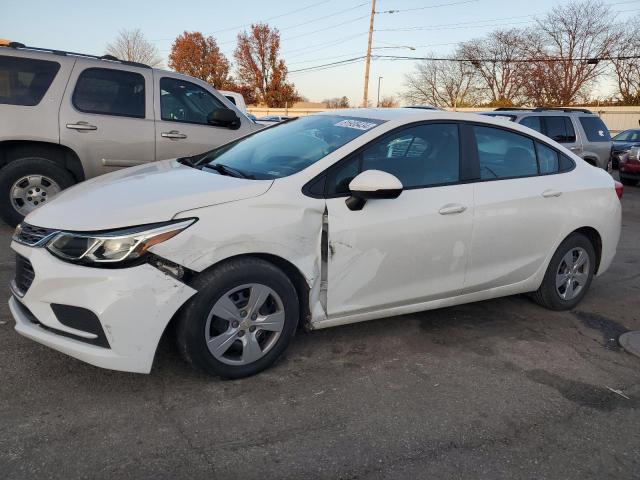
568,226,603,274
160,252,313,350
0,140,85,182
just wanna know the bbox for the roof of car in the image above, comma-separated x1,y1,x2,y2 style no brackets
485,108,596,116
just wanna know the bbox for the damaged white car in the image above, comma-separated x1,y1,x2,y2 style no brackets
9,109,621,378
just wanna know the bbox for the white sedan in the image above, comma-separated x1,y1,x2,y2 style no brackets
9,109,622,378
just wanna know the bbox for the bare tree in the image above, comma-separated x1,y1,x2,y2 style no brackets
323,96,350,108
403,53,481,108
520,1,619,106
611,20,640,105
106,29,162,67
378,95,398,108
459,29,527,106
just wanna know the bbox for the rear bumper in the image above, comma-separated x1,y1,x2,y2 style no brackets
9,242,197,373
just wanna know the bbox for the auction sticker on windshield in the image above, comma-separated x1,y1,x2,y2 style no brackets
334,119,379,130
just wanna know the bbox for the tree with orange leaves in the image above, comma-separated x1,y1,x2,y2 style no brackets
234,23,299,107
169,31,234,90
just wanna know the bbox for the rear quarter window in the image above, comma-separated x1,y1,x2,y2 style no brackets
579,116,611,142
0,56,60,106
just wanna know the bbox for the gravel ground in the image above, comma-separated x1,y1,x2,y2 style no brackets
0,182,638,480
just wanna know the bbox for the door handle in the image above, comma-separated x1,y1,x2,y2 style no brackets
542,189,562,198
569,146,580,151
66,122,97,131
438,204,467,215
161,130,187,139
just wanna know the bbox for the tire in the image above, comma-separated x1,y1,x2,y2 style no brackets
176,257,299,379
0,157,76,226
620,176,638,187
532,232,596,311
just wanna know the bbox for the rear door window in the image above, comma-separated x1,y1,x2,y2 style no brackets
536,142,559,174
72,68,145,118
520,116,542,133
0,56,60,106
579,116,611,142
473,125,538,180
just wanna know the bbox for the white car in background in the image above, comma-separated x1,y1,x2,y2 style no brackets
9,109,622,379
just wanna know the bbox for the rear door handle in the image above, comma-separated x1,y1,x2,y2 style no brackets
438,204,467,215
66,122,97,131
161,130,187,139
542,189,562,198
569,146,580,151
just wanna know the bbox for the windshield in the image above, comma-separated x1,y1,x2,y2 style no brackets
198,115,385,179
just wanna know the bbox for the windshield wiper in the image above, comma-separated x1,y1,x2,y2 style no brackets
204,163,249,179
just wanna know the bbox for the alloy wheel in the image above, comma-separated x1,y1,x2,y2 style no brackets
10,175,60,216
555,247,590,301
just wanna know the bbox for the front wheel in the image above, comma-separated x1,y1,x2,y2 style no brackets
532,233,596,311
176,258,299,379
0,158,76,226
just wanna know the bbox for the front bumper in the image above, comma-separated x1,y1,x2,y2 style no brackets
9,241,197,373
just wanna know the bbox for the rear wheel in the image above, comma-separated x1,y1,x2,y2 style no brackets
532,233,596,311
0,157,75,226
620,176,638,187
176,257,299,379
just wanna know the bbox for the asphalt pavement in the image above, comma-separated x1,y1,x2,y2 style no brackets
1,181,639,479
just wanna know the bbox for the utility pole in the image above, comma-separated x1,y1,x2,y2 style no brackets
362,0,376,107
377,76,383,107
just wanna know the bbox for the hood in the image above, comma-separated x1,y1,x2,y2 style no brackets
613,141,640,152
26,159,273,230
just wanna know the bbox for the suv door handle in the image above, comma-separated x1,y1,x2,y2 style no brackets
569,146,580,151
66,122,97,131
161,130,187,139
438,204,467,215
542,189,562,198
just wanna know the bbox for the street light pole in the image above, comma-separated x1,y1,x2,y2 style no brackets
377,76,383,107
362,0,376,107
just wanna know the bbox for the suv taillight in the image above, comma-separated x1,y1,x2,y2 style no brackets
615,180,623,199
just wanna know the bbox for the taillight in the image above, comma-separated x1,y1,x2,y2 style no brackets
615,180,623,199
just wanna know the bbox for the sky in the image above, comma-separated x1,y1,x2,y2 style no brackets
2,0,638,105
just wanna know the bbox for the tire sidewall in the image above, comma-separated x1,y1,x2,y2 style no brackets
180,259,299,379
0,157,76,226
542,233,596,310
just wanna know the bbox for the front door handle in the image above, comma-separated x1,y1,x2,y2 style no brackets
569,146,580,151
66,122,97,131
438,204,467,215
542,189,562,198
161,130,187,139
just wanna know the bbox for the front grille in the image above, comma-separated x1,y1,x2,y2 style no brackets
14,254,35,295
15,223,57,246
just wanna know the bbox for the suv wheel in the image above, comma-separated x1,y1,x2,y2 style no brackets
532,233,596,311
176,257,299,379
0,158,75,226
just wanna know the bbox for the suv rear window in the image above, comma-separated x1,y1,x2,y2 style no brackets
579,116,611,142
0,56,60,106
72,68,145,118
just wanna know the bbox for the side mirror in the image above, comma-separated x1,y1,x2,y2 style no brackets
207,108,241,129
346,170,403,211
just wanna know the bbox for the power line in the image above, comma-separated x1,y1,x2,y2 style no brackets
376,0,479,14
206,0,332,35
289,53,640,75
283,13,371,40
279,2,369,31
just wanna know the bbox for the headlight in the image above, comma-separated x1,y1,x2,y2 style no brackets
46,219,196,265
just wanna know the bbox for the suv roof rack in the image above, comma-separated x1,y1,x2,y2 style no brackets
531,107,594,114
0,42,151,69
493,107,534,111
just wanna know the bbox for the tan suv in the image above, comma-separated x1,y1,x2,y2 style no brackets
0,41,261,225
